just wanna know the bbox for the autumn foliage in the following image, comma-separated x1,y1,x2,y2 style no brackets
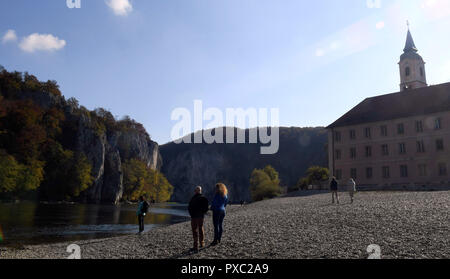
0,66,172,202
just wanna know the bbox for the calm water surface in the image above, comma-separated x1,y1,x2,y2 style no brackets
0,201,189,247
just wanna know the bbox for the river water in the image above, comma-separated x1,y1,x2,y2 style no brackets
0,201,189,247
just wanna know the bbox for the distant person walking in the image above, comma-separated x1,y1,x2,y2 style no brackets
188,186,209,252
210,183,228,246
136,196,149,234
348,178,356,203
330,177,339,204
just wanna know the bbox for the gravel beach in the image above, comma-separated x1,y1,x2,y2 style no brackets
1,191,449,259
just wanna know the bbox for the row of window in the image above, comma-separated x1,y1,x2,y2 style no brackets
334,118,443,142
335,163,448,180
335,139,445,160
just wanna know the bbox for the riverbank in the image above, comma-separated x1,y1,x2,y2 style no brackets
1,191,449,259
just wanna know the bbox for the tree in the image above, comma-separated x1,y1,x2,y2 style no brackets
39,143,93,200
122,159,173,202
296,177,310,191
263,165,280,185
294,166,329,191
66,153,93,198
305,166,329,185
17,160,45,193
0,151,21,194
0,151,44,198
249,166,282,202
66,97,79,110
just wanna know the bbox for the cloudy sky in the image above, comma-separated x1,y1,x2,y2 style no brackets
1,0,450,143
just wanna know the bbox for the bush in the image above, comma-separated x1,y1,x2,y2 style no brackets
295,166,329,191
249,165,281,201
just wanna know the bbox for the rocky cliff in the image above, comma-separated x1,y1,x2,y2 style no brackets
18,91,162,204
160,127,328,203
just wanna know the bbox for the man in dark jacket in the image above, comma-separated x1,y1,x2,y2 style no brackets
330,177,339,204
188,186,209,252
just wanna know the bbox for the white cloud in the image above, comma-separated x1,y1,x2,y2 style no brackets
19,33,66,53
376,21,385,29
106,0,133,16
2,29,17,44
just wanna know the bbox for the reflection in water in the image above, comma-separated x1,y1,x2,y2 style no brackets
0,226,4,242
0,202,189,247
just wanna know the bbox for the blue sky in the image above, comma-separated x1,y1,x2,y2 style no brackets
1,0,450,144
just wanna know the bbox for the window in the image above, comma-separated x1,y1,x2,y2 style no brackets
350,168,357,179
366,168,373,179
365,146,372,157
335,131,341,142
364,127,371,138
418,164,427,177
350,147,357,159
435,118,442,130
335,149,342,160
399,143,407,154
381,144,389,156
417,141,425,153
436,139,444,151
380,125,388,137
405,67,410,76
400,165,408,178
335,169,342,180
349,130,356,140
438,163,447,176
416,121,423,133
382,166,390,179
420,67,424,77
397,123,405,135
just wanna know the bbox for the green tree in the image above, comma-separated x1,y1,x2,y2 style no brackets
122,159,173,202
0,151,21,194
17,160,45,193
0,151,44,198
249,166,282,202
296,177,310,191
66,153,93,198
305,166,329,185
40,143,93,200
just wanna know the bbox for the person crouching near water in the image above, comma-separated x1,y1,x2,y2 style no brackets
348,178,356,204
210,183,229,246
136,196,149,234
330,177,339,204
188,186,209,252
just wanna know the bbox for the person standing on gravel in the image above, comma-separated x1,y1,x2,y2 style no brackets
136,196,149,234
188,186,209,252
330,177,339,204
348,178,356,203
210,183,228,246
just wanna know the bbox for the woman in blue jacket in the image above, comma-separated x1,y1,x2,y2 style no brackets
210,183,228,246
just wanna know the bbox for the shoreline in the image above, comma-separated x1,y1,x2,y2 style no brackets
1,191,449,259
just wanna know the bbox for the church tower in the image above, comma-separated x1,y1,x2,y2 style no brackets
399,25,427,91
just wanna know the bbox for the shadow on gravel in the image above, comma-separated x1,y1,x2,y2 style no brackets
283,190,329,198
168,248,205,259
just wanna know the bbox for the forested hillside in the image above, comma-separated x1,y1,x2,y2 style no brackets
0,66,172,203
